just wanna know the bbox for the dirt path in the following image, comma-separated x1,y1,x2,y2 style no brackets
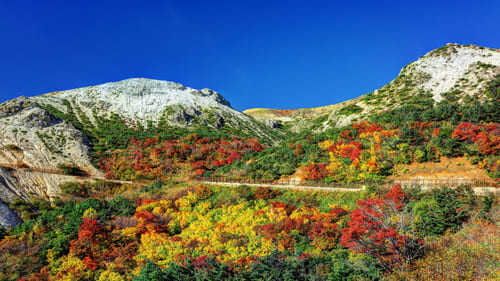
2,162,496,195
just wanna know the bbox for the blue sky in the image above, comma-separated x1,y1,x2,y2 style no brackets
1,0,499,110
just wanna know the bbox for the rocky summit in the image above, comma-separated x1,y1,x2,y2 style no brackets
0,78,280,216
32,78,280,142
245,44,500,129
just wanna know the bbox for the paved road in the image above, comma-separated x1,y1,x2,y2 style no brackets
2,163,497,195
200,181,365,192
200,180,499,195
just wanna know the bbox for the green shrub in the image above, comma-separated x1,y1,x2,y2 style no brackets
5,144,21,151
338,104,363,116
56,163,88,176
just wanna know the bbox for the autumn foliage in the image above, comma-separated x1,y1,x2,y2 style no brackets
98,135,264,180
1,118,499,280
341,185,424,270
452,122,500,155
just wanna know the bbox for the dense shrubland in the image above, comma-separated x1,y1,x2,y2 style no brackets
94,119,497,184
1,182,497,280
97,135,264,181
1,75,497,281
216,120,499,182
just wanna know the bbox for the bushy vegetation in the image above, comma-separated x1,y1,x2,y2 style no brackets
1,183,497,281
98,135,264,181
217,120,499,182
56,163,88,177
338,104,362,116
39,102,282,163
4,68,497,281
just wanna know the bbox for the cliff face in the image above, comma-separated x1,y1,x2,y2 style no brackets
0,201,21,228
0,97,100,202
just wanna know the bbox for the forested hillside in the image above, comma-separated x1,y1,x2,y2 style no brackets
0,44,499,280
2,181,498,280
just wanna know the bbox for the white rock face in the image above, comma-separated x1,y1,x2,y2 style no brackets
0,98,99,174
0,167,26,202
32,78,277,141
36,78,232,125
410,44,500,101
0,98,101,201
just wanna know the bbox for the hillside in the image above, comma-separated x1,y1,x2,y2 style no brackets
32,78,280,143
217,44,499,188
243,101,356,122
246,43,500,130
0,43,499,281
0,79,283,205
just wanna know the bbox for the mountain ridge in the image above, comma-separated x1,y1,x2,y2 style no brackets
0,78,282,206
245,43,500,129
0,43,498,210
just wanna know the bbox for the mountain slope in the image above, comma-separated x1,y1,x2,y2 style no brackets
32,78,280,143
0,79,282,206
245,43,500,129
0,97,101,202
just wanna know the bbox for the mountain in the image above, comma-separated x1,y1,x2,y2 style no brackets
0,44,498,228
245,43,500,129
0,79,281,209
1,44,499,281
32,78,280,142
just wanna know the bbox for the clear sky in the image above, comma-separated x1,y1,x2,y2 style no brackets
1,0,499,110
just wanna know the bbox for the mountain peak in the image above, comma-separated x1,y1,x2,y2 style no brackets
402,43,500,102
36,78,233,124
245,43,499,130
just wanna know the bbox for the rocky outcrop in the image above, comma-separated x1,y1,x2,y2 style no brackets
0,201,22,228
246,44,500,130
0,98,101,201
0,167,27,202
32,78,280,143
415,44,500,101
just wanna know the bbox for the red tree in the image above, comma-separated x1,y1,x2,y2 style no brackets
340,185,424,271
69,217,109,270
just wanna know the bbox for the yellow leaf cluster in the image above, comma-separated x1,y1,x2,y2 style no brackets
52,254,93,281
136,201,279,267
97,270,126,281
174,191,199,211
319,140,334,150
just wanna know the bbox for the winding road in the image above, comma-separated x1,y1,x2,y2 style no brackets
0,163,497,195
